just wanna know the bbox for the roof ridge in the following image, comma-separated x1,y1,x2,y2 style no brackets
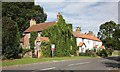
73,32,101,42
24,21,56,32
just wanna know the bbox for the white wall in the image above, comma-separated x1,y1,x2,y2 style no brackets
93,41,102,48
79,45,86,53
76,38,82,46
76,37,102,51
83,39,94,50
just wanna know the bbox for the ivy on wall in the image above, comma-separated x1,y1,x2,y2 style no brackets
42,14,77,57
30,32,38,53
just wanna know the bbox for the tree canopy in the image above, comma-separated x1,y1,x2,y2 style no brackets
2,2,47,59
97,21,119,50
2,17,20,59
113,24,120,50
2,2,47,36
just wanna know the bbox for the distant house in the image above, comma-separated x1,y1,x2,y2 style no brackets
73,27,104,53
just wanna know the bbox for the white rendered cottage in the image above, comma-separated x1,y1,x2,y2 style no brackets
73,27,104,53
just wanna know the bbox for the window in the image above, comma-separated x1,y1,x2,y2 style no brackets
88,40,90,44
82,38,84,42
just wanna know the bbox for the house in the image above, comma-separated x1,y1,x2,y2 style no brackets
73,27,104,53
78,42,86,53
20,12,104,55
20,12,62,58
20,13,62,49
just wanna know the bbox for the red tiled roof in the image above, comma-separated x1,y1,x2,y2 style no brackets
78,42,84,46
100,45,105,49
73,32,101,42
24,21,56,32
36,37,49,42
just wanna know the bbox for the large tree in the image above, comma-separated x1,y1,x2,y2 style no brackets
113,24,120,50
2,2,47,36
97,21,119,49
2,17,20,59
97,21,117,40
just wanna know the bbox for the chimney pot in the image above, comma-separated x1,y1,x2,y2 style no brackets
57,12,61,20
30,18,36,27
76,27,81,32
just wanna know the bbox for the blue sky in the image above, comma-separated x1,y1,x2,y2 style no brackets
35,0,118,36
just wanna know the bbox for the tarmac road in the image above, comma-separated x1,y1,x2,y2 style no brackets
2,56,120,72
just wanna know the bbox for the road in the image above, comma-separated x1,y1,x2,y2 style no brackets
2,56,120,72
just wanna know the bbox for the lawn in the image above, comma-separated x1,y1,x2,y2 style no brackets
1,56,93,67
112,51,119,56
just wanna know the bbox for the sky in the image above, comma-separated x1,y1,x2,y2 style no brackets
35,0,119,36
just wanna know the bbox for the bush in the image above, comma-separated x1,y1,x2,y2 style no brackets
79,49,97,57
22,48,31,55
41,41,51,57
106,48,113,56
30,32,38,53
97,49,108,57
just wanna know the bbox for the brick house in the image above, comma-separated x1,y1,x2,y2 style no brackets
20,12,62,49
20,21,56,49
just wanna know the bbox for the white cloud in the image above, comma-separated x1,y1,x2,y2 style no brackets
34,1,118,36
35,0,120,2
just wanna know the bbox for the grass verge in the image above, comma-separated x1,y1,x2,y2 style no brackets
112,51,119,56
1,56,93,67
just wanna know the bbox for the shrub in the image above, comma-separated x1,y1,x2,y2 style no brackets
79,50,93,56
79,49,97,57
30,32,38,53
106,48,113,56
41,41,51,57
97,49,108,57
22,48,31,55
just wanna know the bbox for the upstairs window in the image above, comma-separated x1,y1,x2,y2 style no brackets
88,40,90,44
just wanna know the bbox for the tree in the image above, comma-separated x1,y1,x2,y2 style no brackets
113,24,120,50
2,2,47,36
42,14,77,57
2,17,20,59
97,21,117,40
97,21,118,49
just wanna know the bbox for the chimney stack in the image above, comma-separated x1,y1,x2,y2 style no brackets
87,31,94,36
57,12,61,20
76,27,81,32
30,18,36,27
